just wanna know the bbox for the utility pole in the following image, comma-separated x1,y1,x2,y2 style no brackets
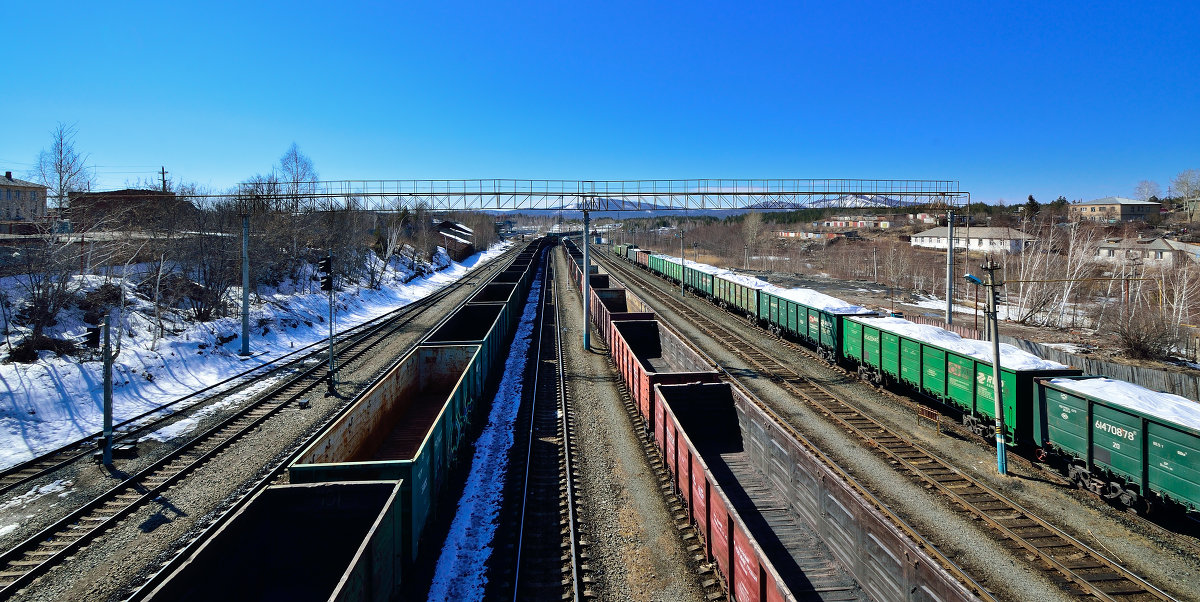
160,166,168,193
981,261,1007,476
946,210,954,325
744,245,749,270
240,213,250,356
582,208,591,350
102,315,113,466
319,254,336,394
872,246,878,284
679,228,685,296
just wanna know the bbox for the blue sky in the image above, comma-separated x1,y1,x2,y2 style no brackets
3,1,1198,204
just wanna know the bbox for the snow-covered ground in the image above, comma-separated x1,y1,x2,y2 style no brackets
427,257,543,601
0,243,512,471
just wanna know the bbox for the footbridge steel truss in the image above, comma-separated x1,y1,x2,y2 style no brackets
204,178,967,211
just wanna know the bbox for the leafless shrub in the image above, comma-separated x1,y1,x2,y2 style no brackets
1111,307,1177,360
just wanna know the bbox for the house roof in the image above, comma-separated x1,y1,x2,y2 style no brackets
2,174,46,189
439,231,470,245
913,226,1035,240
1075,196,1159,206
1098,237,1176,251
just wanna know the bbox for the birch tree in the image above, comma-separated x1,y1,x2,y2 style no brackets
1052,222,1101,327
32,122,93,211
1135,180,1161,202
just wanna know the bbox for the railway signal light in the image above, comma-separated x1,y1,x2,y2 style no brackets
318,256,333,291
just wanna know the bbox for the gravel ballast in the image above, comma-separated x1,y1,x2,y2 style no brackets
554,249,708,602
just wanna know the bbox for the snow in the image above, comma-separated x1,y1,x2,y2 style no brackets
906,295,1020,321
1043,342,1088,354
428,255,544,600
851,316,1070,371
656,253,871,314
0,480,70,512
1046,377,1200,431
718,271,772,289
440,232,471,245
0,243,513,471
764,284,873,315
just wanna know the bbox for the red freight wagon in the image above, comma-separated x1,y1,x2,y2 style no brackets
654,382,980,602
609,320,721,432
634,249,650,268
590,287,655,347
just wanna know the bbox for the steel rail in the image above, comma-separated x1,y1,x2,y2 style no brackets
596,249,1176,602
557,263,583,602
512,255,585,601
0,244,523,499
0,245,524,599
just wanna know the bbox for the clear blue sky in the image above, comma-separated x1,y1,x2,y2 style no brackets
3,1,1198,204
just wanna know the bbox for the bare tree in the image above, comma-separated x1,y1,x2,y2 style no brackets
1050,221,1102,327
413,201,434,263
9,229,80,342
278,144,319,280
1135,180,1161,202
1174,169,1200,221
371,201,408,288
742,212,764,267
1003,217,1056,324
32,122,93,211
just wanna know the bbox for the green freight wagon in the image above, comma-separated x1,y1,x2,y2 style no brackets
757,287,875,360
658,254,683,283
290,344,484,564
682,262,716,297
648,254,682,283
842,316,1079,446
713,273,763,317
144,482,405,602
1035,376,1200,513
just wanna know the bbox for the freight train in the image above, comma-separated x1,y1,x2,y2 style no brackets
607,241,1200,516
564,240,979,601
143,238,548,601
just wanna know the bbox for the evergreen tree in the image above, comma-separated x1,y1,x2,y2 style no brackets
1024,194,1041,218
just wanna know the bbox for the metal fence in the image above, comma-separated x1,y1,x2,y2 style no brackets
906,315,1200,401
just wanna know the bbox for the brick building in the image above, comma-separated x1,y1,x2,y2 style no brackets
1069,197,1160,222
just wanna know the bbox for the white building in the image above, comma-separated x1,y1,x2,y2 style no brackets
910,226,1035,253
1095,237,1200,267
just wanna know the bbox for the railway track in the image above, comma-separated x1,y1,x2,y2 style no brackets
596,250,1176,602
487,258,590,600
0,245,522,500
0,246,522,599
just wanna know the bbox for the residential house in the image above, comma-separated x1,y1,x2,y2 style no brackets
1069,197,1160,222
1,171,48,221
436,220,475,261
910,226,1035,253
1095,237,1200,267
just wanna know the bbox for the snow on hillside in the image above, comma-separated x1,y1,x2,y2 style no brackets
0,243,512,470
